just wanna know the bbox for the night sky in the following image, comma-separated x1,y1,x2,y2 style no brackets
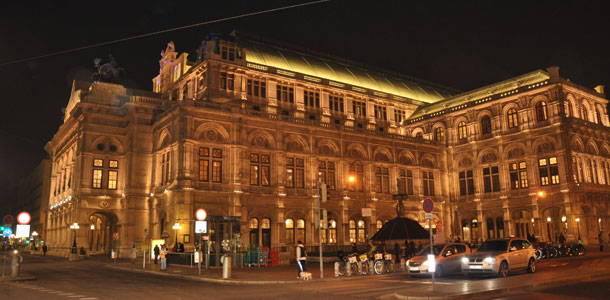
1,0,609,214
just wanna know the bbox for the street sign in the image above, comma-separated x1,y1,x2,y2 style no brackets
436,220,443,227
16,224,30,238
17,212,31,225
3,215,14,225
161,231,170,238
422,198,434,213
2,227,12,236
195,208,207,221
195,221,207,233
425,213,433,219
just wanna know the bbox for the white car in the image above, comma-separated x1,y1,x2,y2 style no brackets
461,238,537,277
406,243,471,277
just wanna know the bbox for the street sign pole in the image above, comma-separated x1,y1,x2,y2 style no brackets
316,179,324,279
429,215,435,288
423,198,435,288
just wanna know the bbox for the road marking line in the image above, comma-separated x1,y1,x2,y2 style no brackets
59,293,75,296
68,295,86,298
48,291,64,294
79,298,99,300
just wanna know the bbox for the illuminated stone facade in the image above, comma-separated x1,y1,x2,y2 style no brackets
44,34,609,258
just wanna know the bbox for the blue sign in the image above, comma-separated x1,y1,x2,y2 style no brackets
2,227,12,236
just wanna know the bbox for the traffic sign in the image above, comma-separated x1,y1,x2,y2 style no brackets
195,208,207,221
3,227,13,236
3,215,14,225
422,198,434,213
425,213,433,219
195,221,207,233
17,212,31,225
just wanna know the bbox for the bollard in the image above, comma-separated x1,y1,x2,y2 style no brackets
334,262,340,277
369,261,374,275
400,258,406,271
222,255,232,279
346,262,352,276
10,250,20,278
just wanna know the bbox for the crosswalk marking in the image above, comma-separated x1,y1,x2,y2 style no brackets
68,295,86,298
79,298,99,300
59,292,75,296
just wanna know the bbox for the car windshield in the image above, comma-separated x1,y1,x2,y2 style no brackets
478,240,509,252
417,245,444,256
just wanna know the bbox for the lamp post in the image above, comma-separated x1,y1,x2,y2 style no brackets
172,222,182,249
575,217,581,240
32,231,39,250
69,223,79,254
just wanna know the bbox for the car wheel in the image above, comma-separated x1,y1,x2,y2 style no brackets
435,264,444,277
527,258,536,273
497,261,508,278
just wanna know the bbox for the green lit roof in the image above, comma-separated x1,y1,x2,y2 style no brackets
239,38,455,103
408,70,550,119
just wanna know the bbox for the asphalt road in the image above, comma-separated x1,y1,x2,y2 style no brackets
1,252,609,300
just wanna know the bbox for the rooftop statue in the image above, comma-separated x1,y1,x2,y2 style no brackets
91,54,126,83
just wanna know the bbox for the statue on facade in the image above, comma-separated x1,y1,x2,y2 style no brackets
91,54,126,83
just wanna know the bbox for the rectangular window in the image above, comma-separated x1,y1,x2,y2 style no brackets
93,159,103,167
509,162,528,189
374,105,387,120
287,157,304,188
221,46,227,60
423,171,435,196
319,161,335,189
108,170,118,190
109,160,118,168
92,169,103,189
483,166,500,193
220,72,226,90
329,95,344,113
212,161,222,183
276,84,294,103
304,90,320,108
219,72,234,91
199,160,209,181
394,109,406,123
374,167,390,193
247,79,266,98
353,100,366,117
539,157,559,186
228,48,235,61
459,170,475,195
251,154,270,186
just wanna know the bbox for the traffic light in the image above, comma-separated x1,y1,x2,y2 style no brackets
320,183,328,203
0,226,4,231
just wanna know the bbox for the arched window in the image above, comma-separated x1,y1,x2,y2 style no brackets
296,219,306,244
249,218,259,246
434,127,444,142
416,132,423,139
285,219,294,245
496,217,505,238
357,219,366,243
182,85,189,100
596,109,602,124
507,108,518,129
581,106,589,122
481,115,492,135
326,219,337,244
564,101,573,117
458,122,467,140
486,218,495,239
376,220,383,231
349,220,356,243
535,101,548,122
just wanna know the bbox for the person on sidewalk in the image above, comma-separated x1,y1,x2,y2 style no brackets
296,241,307,278
160,245,168,270
42,244,47,256
130,245,137,263
154,245,160,264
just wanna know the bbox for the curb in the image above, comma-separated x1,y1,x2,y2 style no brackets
388,271,610,300
105,264,404,285
0,275,37,282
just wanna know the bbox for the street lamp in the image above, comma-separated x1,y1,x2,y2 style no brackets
69,222,79,254
32,231,39,250
172,222,182,248
575,217,581,240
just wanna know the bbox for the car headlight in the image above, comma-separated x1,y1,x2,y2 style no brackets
461,257,469,264
423,260,429,266
406,259,410,266
484,257,496,263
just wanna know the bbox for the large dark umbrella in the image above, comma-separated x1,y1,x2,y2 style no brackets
371,217,430,241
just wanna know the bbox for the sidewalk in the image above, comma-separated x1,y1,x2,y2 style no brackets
106,260,368,284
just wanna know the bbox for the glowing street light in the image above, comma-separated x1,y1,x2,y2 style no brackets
70,222,79,254
172,222,182,248
575,217,581,240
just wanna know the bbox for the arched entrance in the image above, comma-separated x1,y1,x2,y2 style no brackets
512,210,533,239
88,212,118,255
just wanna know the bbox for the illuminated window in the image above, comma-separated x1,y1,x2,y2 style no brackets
92,169,103,189
323,219,337,244
161,151,171,184
93,159,103,167
434,127,444,141
509,161,528,189
507,108,518,128
349,161,364,192
199,147,209,181
109,160,118,168
349,220,356,243
108,170,118,190
374,105,387,120
357,220,365,243
286,157,304,188
250,154,270,186
536,101,548,122
296,219,305,244
481,115,492,135
394,109,406,124
285,219,294,245
539,156,559,186
376,220,383,231
458,122,467,140
564,101,573,117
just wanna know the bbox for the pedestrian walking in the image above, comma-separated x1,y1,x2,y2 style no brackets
179,243,185,253
153,245,160,264
160,245,168,270
408,241,416,257
599,233,604,252
42,244,47,256
296,241,307,278
130,244,137,263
